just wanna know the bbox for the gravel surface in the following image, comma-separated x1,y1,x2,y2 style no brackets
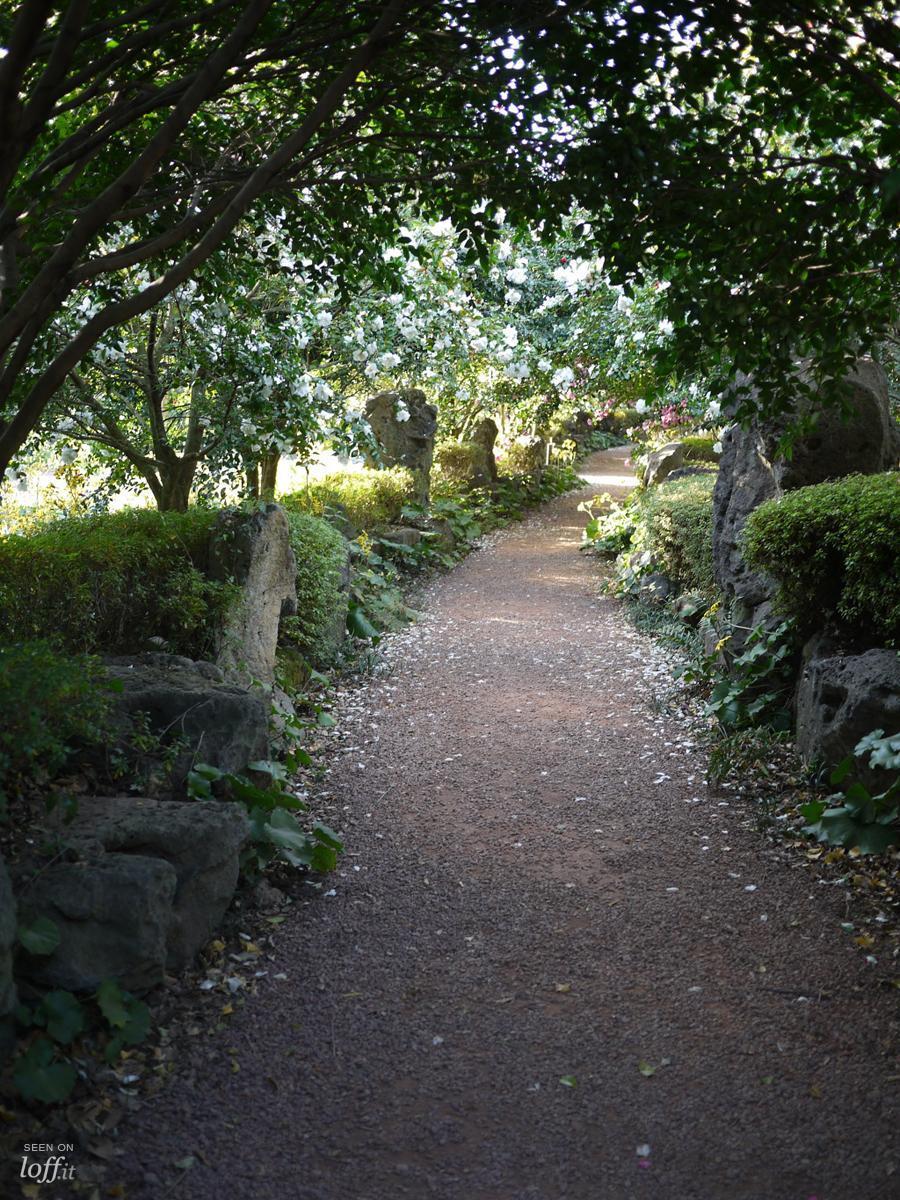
117,447,898,1200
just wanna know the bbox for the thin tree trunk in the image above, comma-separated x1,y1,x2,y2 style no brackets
260,450,279,499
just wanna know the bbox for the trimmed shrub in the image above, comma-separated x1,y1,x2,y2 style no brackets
280,512,349,667
744,472,900,647
680,434,720,464
434,441,486,488
0,642,113,809
0,508,234,657
639,474,716,594
280,467,414,532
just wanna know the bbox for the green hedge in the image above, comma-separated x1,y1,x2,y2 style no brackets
281,512,348,667
0,508,233,657
280,467,414,532
680,434,720,464
639,474,716,594
434,441,485,488
0,642,113,809
744,472,900,646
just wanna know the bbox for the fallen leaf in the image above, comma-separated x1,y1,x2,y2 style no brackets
559,1075,577,1088
638,1060,656,1077
555,983,571,994
173,1157,196,1171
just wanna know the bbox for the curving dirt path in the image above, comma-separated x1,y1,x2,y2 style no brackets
120,447,898,1200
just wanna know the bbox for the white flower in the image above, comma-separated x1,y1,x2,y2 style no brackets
552,366,575,391
470,336,488,354
379,351,401,370
538,358,551,372
504,288,522,305
494,206,507,224
506,266,527,285
633,330,645,342
314,379,333,402
706,400,722,421
502,324,519,348
388,293,404,306
315,310,333,328
364,362,378,378
496,239,513,261
240,419,256,436
497,347,514,364
658,318,674,336
615,293,633,313
395,405,410,422
713,441,723,455
60,446,77,464
634,399,648,414
57,417,76,433
505,361,531,382
430,218,454,237
382,246,403,262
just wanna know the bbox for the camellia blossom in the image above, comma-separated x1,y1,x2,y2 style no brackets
634,398,648,414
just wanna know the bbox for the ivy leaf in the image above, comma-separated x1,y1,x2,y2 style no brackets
18,916,60,957
40,991,85,1045
13,1037,77,1103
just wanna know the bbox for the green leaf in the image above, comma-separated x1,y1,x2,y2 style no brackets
13,1037,77,1103
40,991,85,1045
96,978,129,1028
638,1060,656,1077
559,1075,578,1088
18,916,60,957
312,821,344,851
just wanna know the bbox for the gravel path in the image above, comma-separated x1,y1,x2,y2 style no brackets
120,447,898,1200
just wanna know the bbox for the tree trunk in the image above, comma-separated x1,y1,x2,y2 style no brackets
157,457,197,512
260,451,280,499
246,462,260,499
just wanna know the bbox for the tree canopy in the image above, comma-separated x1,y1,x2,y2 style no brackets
0,0,897,486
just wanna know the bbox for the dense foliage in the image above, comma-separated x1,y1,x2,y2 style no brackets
0,642,113,811
0,508,233,656
744,473,900,647
280,467,414,534
280,512,349,668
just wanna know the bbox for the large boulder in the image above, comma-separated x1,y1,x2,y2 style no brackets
66,797,249,969
208,503,297,688
712,358,900,637
0,855,16,1058
364,389,438,504
16,797,249,993
104,652,269,795
644,442,685,487
795,649,900,791
17,853,177,994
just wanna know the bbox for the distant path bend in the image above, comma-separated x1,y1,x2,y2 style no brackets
122,446,899,1200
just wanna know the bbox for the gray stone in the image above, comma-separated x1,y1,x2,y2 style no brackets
208,504,297,688
62,797,249,969
104,652,269,795
713,358,900,612
795,649,900,790
467,418,499,487
376,525,423,548
364,389,438,504
0,855,16,1057
644,442,684,487
638,572,675,605
17,853,176,994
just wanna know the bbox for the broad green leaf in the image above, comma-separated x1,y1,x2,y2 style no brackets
18,916,60,957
